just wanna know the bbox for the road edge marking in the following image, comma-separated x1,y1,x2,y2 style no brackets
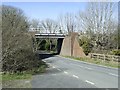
58,55,118,70
109,73,118,77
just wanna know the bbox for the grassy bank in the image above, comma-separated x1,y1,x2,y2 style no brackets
2,64,47,88
2,73,32,88
63,56,120,68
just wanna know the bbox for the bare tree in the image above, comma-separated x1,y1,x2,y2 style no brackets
29,19,44,33
58,13,76,34
40,19,58,51
30,19,40,28
41,19,58,33
76,2,116,50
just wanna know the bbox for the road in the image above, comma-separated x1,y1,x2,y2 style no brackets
32,55,119,88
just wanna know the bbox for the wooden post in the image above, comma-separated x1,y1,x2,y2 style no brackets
104,54,105,62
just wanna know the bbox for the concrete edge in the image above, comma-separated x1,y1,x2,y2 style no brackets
57,55,119,70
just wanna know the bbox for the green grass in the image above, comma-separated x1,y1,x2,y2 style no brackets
28,65,47,75
0,74,2,82
1,64,47,88
63,56,120,68
2,73,32,88
2,64,47,81
2,73,31,81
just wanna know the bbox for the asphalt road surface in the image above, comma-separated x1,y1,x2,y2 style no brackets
32,55,119,88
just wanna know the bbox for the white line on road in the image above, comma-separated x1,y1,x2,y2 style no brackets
57,69,62,71
109,73,118,77
58,55,118,70
52,66,56,68
64,71,68,74
85,67,92,70
72,75,79,79
85,80,95,85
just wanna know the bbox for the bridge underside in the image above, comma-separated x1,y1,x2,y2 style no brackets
57,38,64,54
35,34,65,54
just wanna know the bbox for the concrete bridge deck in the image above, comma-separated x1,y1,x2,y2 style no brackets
35,33,65,39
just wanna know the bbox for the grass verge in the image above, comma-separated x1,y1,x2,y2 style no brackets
63,56,120,68
2,73,31,81
2,63,47,88
2,64,47,81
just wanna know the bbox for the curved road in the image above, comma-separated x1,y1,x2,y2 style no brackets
32,55,119,88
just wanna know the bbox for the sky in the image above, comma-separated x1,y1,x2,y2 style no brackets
2,2,118,21
2,2,87,20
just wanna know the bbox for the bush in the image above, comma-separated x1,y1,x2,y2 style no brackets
39,40,46,50
45,41,50,51
2,5,46,73
110,50,120,56
82,43,93,55
79,36,93,55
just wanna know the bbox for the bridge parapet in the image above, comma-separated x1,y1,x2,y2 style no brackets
35,33,66,39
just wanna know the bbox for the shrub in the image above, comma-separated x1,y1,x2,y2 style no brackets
110,49,120,56
39,40,46,50
2,5,46,73
82,43,93,55
79,36,93,55
45,41,50,51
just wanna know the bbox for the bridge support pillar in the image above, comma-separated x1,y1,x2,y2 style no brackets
60,32,86,57
57,38,64,54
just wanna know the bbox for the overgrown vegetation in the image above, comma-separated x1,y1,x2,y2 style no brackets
79,35,93,55
35,38,57,52
77,3,119,55
2,5,47,74
110,49,120,56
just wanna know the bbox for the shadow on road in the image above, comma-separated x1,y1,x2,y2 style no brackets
38,51,58,59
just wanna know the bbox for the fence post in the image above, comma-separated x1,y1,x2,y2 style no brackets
97,54,99,60
112,55,114,62
103,54,105,62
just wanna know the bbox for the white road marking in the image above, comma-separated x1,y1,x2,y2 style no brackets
72,75,79,79
85,80,95,85
52,66,55,68
59,56,118,70
64,71,68,74
85,67,92,70
109,73,118,77
57,69,62,71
